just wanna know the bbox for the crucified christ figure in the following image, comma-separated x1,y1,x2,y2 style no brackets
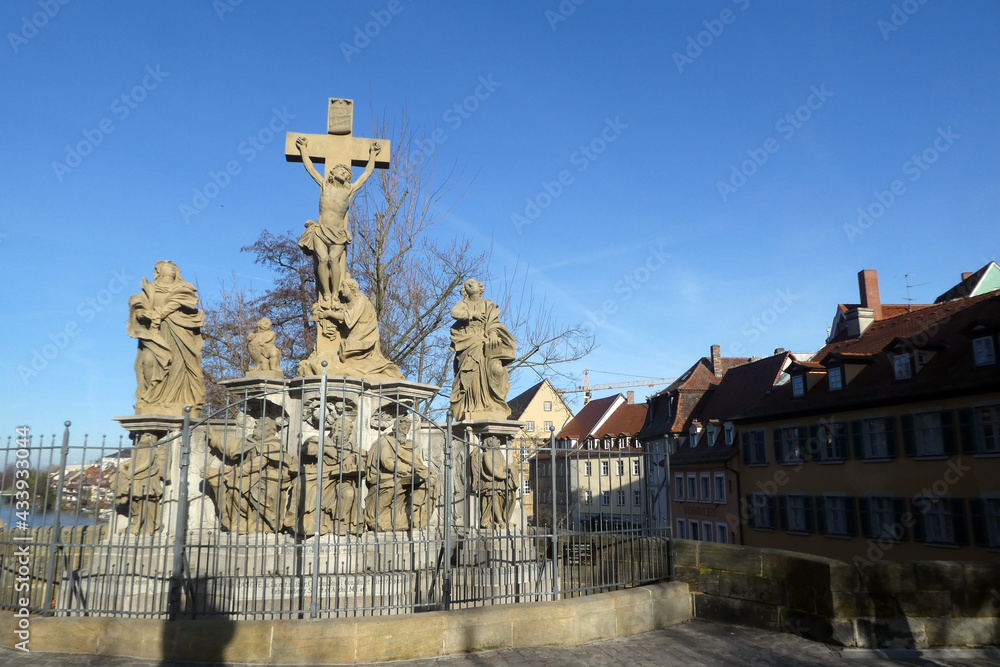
296,136,380,306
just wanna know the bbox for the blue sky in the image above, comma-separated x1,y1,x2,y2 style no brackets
2,1,999,442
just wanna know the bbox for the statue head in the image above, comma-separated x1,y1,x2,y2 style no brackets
340,278,361,301
461,279,484,299
256,317,272,332
327,164,352,186
153,260,181,284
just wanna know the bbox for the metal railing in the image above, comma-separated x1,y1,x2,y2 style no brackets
0,380,671,619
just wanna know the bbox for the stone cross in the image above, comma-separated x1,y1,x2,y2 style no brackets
284,98,392,174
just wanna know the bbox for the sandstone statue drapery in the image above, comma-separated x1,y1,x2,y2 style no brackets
127,260,205,416
449,279,516,421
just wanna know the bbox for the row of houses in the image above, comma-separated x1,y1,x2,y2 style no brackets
522,262,1000,562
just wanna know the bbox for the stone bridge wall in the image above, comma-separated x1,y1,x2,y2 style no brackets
674,539,1000,649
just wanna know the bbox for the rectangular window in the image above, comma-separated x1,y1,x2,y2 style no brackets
674,473,684,501
601,461,610,476
821,495,851,536
539,462,550,477
676,519,686,539
817,421,848,461
828,366,843,391
868,496,898,541
973,336,997,366
687,474,698,501
716,522,729,544
702,521,714,542
544,401,553,411
776,426,806,463
750,493,774,530
914,412,946,456
856,418,893,459
915,496,957,544
894,353,912,380
688,520,700,541
601,491,610,506
700,473,711,502
744,429,767,465
713,472,726,503
526,421,535,433
791,374,805,397
785,494,810,533
583,490,592,505
633,490,641,507
584,461,592,476
617,490,625,506
706,426,716,447
523,479,531,494
544,421,553,432
632,459,640,475
973,405,1000,454
724,423,735,445
616,460,625,476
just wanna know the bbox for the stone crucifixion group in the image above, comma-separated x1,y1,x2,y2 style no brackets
205,400,436,536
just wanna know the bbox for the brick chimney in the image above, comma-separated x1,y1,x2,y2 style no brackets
858,269,882,320
626,391,634,404
962,272,974,281
710,344,722,378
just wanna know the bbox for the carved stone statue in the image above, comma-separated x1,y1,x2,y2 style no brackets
471,436,519,529
298,278,404,380
449,279,516,421
284,398,361,536
127,261,206,416
206,414,289,533
296,136,380,307
363,412,434,532
246,317,282,377
114,434,164,534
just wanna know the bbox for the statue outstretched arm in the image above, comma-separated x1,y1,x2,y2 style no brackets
296,137,324,187
350,142,381,193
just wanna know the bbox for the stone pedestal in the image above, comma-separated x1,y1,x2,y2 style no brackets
453,419,526,533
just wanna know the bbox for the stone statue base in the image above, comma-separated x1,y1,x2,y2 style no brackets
245,369,284,380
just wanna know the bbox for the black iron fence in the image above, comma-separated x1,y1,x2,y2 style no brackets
1,379,671,619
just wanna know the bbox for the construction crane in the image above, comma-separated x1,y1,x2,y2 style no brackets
558,369,675,405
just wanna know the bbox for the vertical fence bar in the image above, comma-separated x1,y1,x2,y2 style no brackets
168,408,193,619
442,411,453,611
42,421,71,617
310,363,329,619
548,428,559,601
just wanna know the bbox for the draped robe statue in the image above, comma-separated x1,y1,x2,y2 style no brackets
449,279,516,421
127,261,205,416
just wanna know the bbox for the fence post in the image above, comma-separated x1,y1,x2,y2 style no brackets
41,421,71,616
168,407,192,619
549,428,559,601
442,411,454,610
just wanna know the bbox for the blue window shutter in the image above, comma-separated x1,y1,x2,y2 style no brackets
803,495,813,533
815,496,827,535
893,497,908,541
846,497,859,537
941,410,957,455
851,420,864,459
911,498,926,542
970,499,987,547
858,497,872,539
778,495,789,531
885,417,898,459
773,429,782,463
746,494,755,528
901,415,915,457
958,408,977,454
951,498,969,546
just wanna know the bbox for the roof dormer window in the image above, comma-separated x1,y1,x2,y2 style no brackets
893,353,912,380
828,367,843,391
973,336,996,366
791,374,805,397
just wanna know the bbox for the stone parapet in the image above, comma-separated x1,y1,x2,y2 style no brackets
674,539,1000,649
0,581,690,663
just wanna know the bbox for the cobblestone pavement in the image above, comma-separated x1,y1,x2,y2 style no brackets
3,620,1000,666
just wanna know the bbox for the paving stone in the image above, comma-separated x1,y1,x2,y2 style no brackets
4,619,1000,666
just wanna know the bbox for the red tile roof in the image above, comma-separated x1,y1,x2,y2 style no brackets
555,395,619,440
593,403,647,438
